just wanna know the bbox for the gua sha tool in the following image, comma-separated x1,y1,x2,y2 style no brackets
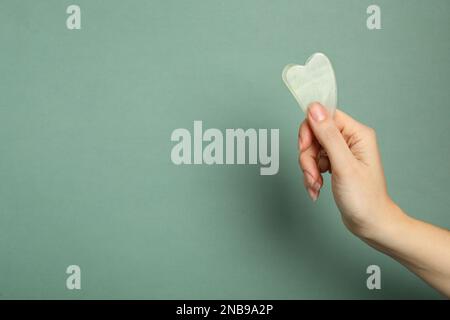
282,52,337,116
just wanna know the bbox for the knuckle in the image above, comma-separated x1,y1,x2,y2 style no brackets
299,152,308,167
298,153,304,167
364,126,377,139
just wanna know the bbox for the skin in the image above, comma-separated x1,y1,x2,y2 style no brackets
298,102,450,298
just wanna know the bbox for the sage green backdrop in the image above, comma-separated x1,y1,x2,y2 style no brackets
1,0,449,299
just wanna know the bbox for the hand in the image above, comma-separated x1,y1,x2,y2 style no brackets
298,102,450,297
298,102,400,238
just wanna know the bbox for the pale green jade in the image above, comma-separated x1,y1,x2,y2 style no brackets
282,52,337,116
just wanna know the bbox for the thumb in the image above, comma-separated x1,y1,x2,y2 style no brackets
307,102,354,171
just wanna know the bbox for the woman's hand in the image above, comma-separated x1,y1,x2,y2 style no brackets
298,102,400,238
298,102,450,297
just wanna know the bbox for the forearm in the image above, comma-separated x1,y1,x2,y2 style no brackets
363,201,450,298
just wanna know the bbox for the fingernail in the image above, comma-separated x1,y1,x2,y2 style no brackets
312,181,321,192
307,188,318,202
308,103,327,122
304,171,315,188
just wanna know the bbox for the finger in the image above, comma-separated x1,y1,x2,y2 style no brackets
302,173,321,202
298,120,313,152
299,137,322,192
334,108,379,163
307,102,355,173
333,109,366,135
318,154,331,173
307,186,320,202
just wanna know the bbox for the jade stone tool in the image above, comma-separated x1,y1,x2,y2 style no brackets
282,52,337,116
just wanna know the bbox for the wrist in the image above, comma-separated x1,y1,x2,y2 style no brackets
359,198,412,249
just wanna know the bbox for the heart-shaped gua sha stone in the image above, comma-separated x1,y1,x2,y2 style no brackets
282,52,337,116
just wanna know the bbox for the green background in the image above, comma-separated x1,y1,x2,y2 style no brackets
1,0,449,299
